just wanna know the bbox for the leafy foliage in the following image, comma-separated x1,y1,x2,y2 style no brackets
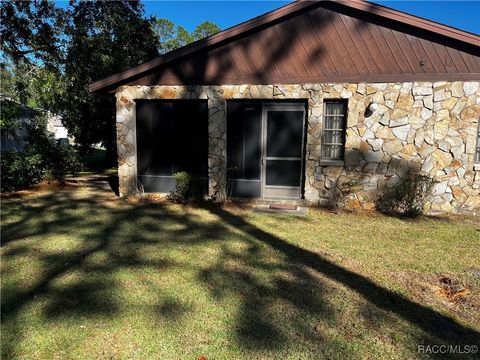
25,115,80,178
0,62,18,101
0,99,21,139
375,174,436,217
153,18,191,54
0,151,44,192
191,21,221,41
152,18,220,54
0,0,65,67
54,0,160,159
167,171,203,203
1,60,63,110
1,115,80,192
1,1,64,109
2,0,221,159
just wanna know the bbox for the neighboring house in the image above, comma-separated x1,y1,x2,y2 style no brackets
0,98,72,151
46,112,71,146
89,0,480,214
0,99,38,152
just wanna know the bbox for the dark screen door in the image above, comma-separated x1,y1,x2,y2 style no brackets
226,102,262,198
262,105,305,198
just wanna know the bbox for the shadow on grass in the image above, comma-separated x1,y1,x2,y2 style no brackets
0,189,227,358
1,188,479,359
202,205,480,355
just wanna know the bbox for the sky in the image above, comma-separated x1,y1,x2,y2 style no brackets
141,0,480,35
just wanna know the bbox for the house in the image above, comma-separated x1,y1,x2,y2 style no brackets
1,97,73,152
89,0,480,214
46,112,72,146
1,98,38,152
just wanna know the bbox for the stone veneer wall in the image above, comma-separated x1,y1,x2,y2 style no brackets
116,81,480,214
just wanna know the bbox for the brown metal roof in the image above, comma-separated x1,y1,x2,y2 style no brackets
89,0,480,92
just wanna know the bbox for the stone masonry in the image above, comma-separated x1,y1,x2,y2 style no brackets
116,81,480,214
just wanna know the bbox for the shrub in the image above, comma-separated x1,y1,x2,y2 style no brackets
1,151,44,192
168,171,203,203
375,174,436,217
1,115,80,192
49,144,80,179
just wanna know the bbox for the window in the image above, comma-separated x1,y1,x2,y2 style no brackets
135,100,208,193
321,100,347,162
476,121,480,163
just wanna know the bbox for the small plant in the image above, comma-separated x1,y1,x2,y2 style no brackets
376,174,436,217
168,171,203,203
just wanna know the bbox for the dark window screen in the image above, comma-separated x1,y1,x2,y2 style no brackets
266,111,304,158
136,100,208,178
227,102,261,180
265,160,301,186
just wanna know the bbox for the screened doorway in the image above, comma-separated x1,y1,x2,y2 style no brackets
135,100,208,193
227,101,306,199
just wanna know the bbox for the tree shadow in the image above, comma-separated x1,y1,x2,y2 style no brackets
197,238,335,352
202,204,480,356
156,297,191,320
2,186,479,359
1,189,224,359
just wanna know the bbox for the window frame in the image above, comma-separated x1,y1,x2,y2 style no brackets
320,99,348,166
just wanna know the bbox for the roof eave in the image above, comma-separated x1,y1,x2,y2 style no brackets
89,0,480,93
89,0,316,93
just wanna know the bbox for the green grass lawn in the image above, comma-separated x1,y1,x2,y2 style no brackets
78,148,117,176
1,185,479,359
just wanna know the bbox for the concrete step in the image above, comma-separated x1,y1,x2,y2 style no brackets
252,204,308,216
229,197,307,206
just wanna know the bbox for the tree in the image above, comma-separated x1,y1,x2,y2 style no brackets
0,61,18,100
0,1,64,107
0,58,62,109
176,25,194,47
152,19,220,54
153,18,191,54
192,21,221,41
0,0,65,67
1,0,221,165
55,0,160,161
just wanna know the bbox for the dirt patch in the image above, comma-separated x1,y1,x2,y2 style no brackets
393,271,480,326
222,201,254,212
140,193,169,203
1,180,80,198
311,204,480,225
437,276,470,304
